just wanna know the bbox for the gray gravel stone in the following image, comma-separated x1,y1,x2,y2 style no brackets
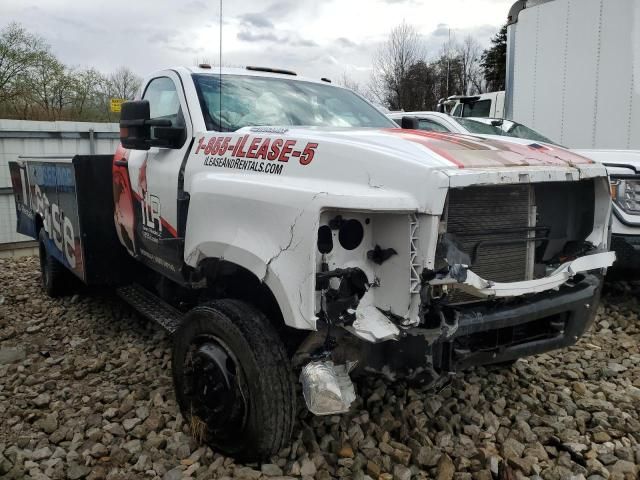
261,463,284,476
163,467,184,480
31,447,52,461
32,393,51,408
393,464,411,480
122,417,141,431
66,463,91,479
0,347,25,364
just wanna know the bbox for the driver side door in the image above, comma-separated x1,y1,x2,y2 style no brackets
124,72,193,280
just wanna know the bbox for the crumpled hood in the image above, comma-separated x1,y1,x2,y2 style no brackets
237,126,596,170
385,129,595,168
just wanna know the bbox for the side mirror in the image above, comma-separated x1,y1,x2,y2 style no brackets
401,116,419,130
120,100,185,150
120,101,151,150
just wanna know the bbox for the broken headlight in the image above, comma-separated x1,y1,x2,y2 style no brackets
300,361,356,415
611,178,640,214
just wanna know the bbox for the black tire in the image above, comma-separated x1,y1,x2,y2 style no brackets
38,229,72,297
172,299,296,461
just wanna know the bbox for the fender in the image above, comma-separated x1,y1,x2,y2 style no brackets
183,171,420,330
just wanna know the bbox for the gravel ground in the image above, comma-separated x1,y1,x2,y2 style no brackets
1,256,639,480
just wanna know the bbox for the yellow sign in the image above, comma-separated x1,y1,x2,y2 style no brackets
110,98,125,113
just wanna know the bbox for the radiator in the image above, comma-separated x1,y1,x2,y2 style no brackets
445,184,535,303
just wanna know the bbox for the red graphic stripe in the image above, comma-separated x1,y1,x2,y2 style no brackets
382,129,466,168
419,143,466,168
161,218,178,238
399,129,492,150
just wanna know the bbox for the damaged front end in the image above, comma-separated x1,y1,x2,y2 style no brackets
296,178,614,415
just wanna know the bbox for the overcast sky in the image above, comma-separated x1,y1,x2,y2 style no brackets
3,0,513,85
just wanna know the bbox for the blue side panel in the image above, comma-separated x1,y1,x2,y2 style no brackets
9,159,86,281
9,161,37,239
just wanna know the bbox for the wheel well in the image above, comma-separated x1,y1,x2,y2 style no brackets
196,258,307,354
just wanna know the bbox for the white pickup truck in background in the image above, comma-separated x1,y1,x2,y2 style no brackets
575,150,640,277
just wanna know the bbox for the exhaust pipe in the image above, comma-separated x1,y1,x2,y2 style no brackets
300,361,356,415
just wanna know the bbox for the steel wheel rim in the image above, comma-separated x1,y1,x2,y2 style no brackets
182,334,249,441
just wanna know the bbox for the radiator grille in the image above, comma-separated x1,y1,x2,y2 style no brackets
446,185,532,303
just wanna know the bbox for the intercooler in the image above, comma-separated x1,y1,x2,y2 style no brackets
444,184,535,303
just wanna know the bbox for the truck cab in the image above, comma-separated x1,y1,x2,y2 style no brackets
439,91,505,118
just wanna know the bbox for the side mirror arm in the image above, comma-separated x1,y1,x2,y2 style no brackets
120,118,171,128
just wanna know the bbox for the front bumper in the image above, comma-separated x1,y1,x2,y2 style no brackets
353,273,603,381
437,273,602,370
428,251,615,298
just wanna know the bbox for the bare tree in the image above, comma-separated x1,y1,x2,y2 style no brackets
105,67,142,100
70,67,105,119
337,72,363,94
370,22,426,109
27,53,76,120
0,23,50,103
456,35,484,95
0,24,145,121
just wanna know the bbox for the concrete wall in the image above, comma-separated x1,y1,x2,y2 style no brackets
0,120,119,244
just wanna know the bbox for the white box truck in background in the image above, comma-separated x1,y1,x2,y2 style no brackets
505,0,640,150
505,0,640,277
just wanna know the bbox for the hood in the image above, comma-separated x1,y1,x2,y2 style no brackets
186,126,608,214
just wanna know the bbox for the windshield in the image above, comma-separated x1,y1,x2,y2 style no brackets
192,74,395,131
461,99,491,117
457,118,557,144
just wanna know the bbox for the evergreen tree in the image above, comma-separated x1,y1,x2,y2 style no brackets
480,24,507,92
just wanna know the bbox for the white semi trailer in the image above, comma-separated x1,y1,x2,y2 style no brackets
505,0,640,150
505,0,640,276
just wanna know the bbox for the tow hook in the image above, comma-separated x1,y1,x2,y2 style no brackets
299,360,356,415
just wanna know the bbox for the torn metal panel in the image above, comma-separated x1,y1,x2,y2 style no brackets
429,251,615,298
261,208,305,283
445,164,607,189
350,303,400,343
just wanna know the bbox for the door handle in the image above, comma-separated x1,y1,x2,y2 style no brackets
114,160,128,167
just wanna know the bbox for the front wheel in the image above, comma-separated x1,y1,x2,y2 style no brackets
171,299,296,461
